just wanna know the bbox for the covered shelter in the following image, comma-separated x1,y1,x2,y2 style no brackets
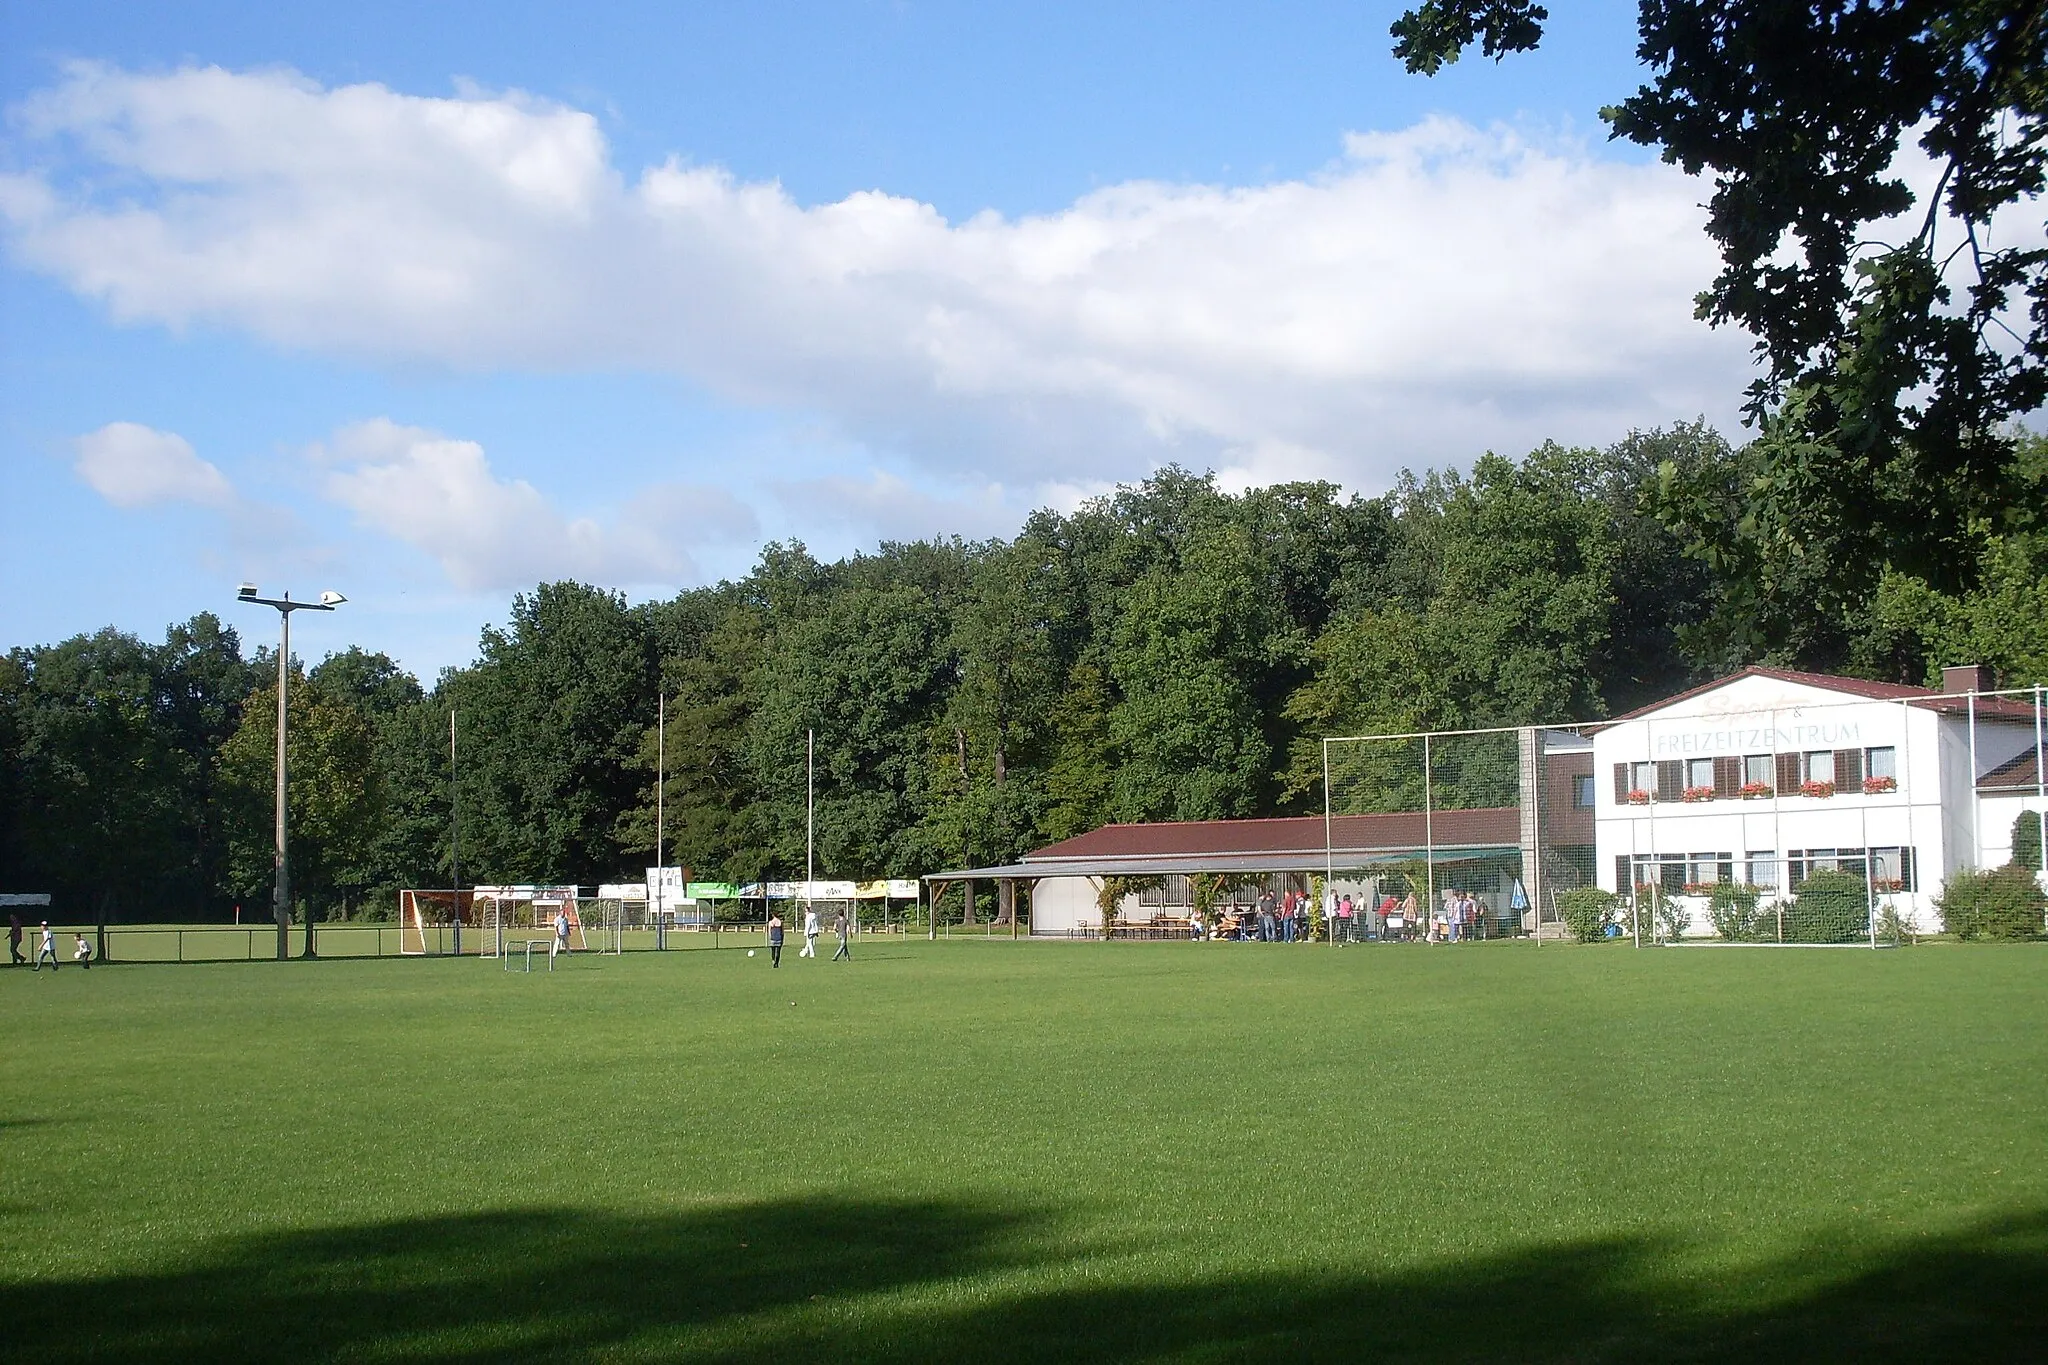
925,808,1533,938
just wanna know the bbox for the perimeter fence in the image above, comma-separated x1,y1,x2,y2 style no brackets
1321,724,1596,942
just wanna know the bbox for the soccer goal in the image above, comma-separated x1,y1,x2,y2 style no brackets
469,886,588,958
397,889,473,955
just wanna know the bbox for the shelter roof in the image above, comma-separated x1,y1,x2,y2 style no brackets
1024,808,1519,864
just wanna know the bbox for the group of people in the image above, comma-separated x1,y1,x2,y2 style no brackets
1329,887,1493,943
761,906,852,967
1191,888,1310,942
1179,885,1497,944
8,915,92,970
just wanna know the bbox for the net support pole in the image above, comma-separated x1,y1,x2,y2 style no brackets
1322,738,1333,947
1422,733,1435,935
1968,692,1979,869
2035,686,2045,898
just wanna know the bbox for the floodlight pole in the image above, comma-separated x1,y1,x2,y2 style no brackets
656,693,666,950
450,707,461,955
236,586,344,961
805,728,815,919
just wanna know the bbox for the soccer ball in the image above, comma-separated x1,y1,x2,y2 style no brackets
747,949,756,957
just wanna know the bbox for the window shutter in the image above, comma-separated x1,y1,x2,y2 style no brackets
1656,760,1683,802
1614,855,1632,893
1900,847,1915,891
1614,763,1630,800
1713,755,1740,796
1834,748,1863,788
1776,752,1800,793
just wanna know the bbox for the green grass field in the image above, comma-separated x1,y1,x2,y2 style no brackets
3,939,2044,1362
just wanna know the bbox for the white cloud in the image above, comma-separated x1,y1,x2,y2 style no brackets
6,63,1761,495
314,418,755,591
771,470,1019,546
71,421,235,507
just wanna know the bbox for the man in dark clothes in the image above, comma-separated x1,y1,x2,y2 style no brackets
766,910,785,968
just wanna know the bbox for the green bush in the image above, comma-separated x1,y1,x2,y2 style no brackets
1784,869,1871,944
1874,899,1917,946
1654,893,1689,942
2014,812,2044,872
1556,888,1620,944
1705,882,1766,941
1937,865,2048,941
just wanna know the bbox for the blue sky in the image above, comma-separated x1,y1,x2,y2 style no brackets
1,1,1755,678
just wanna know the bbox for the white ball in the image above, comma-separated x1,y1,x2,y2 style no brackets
747,949,756,957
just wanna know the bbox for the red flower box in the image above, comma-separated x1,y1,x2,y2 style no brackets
1863,775,1897,794
1799,779,1835,798
1626,789,1652,805
1739,781,1773,799
1682,785,1715,803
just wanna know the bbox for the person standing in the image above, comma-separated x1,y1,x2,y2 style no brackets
800,905,820,958
550,906,570,964
1280,892,1297,943
8,914,23,966
33,921,58,971
766,909,785,968
72,934,92,970
1256,890,1275,943
832,908,851,961
1336,893,1354,945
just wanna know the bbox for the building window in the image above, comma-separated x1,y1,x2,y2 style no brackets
1630,761,1656,795
1747,850,1778,888
1685,852,1733,887
1573,774,1596,808
1686,757,1715,790
1743,754,1773,788
1803,751,1835,785
1872,846,1916,891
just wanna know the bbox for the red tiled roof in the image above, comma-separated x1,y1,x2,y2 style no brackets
1026,808,1522,862
1604,665,2038,722
1980,749,2044,792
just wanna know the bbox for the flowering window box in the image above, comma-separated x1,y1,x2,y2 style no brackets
1799,779,1836,799
1872,877,1904,893
1863,775,1897,795
1681,785,1715,803
1681,882,1718,896
1739,781,1774,800
1625,789,1652,806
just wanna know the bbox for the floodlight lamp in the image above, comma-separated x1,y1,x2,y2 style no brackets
238,583,259,599
319,590,347,606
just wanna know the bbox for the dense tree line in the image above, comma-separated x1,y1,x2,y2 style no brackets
3,425,2044,923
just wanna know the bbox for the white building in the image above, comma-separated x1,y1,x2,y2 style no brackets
1592,665,2045,932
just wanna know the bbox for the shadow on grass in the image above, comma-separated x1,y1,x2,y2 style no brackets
6,1198,2043,1363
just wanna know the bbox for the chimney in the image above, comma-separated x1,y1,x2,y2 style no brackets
1941,664,1994,694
